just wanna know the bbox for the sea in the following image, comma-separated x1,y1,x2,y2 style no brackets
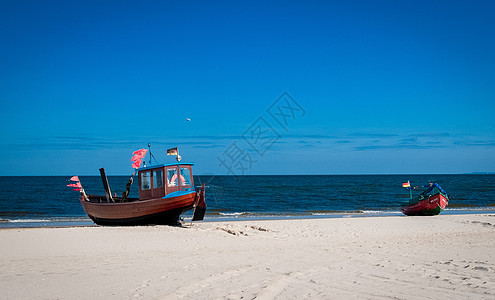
1,174,494,228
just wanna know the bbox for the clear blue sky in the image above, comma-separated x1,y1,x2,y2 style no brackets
1,0,494,175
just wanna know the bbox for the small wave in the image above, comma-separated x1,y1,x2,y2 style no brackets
2,217,91,223
219,212,250,217
448,203,479,208
311,210,402,216
311,211,361,216
8,219,53,223
310,210,363,215
311,213,336,216
361,210,386,214
444,207,495,211
0,217,94,228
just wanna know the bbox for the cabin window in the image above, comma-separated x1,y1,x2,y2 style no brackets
167,168,178,187
153,170,163,188
141,171,151,190
180,167,192,187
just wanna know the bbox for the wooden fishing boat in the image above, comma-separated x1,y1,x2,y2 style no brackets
71,147,206,226
401,183,449,216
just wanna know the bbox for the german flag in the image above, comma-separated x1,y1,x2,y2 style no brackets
402,181,411,188
167,147,178,156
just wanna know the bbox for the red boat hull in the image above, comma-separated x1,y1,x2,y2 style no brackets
80,191,197,225
401,193,448,216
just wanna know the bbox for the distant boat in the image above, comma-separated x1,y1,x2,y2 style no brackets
71,147,206,226
400,183,449,216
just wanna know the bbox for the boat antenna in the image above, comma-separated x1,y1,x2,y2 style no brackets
147,143,158,165
148,143,151,165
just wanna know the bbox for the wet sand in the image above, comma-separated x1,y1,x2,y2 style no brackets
1,214,494,299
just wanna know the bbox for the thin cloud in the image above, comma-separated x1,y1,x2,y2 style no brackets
354,144,447,151
192,144,226,149
453,140,495,147
349,133,399,138
8,132,495,154
169,135,240,140
285,134,339,139
400,138,418,143
407,132,451,138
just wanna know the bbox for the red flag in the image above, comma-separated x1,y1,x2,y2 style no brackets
131,149,148,161
67,178,83,192
132,148,148,158
131,149,148,169
132,160,142,169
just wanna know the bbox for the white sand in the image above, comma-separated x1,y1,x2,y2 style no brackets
1,214,494,299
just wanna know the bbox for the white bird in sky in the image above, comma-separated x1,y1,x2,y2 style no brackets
186,118,191,122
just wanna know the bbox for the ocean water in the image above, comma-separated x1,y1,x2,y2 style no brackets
1,175,494,227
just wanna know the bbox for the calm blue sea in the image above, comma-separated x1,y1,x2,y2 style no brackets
1,175,494,227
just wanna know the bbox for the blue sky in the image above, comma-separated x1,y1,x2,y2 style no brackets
1,0,494,175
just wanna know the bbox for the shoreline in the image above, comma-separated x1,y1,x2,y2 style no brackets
1,214,494,299
2,208,495,229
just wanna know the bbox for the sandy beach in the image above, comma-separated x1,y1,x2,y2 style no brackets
1,214,494,299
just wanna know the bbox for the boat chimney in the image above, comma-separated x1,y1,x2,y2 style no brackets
99,168,114,203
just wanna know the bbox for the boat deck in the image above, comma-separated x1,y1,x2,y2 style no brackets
85,194,140,203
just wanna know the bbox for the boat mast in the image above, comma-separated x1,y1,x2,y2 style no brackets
148,143,151,165
147,143,159,165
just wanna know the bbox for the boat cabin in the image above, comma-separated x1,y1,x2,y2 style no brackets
137,163,194,200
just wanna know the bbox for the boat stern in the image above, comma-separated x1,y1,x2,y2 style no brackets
192,183,207,221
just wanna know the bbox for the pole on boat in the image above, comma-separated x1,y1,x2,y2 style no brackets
148,143,151,165
192,182,206,221
176,148,181,162
402,180,413,204
99,168,114,203
121,170,135,202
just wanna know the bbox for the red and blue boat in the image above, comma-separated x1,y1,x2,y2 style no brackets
400,182,449,216
69,147,206,226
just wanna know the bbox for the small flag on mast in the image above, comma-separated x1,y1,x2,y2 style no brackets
67,176,83,192
67,182,82,188
402,181,411,188
167,147,178,156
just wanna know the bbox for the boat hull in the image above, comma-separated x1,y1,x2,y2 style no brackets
401,193,448,216
80,190,197,226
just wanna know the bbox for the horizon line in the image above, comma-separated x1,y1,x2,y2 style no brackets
1,172,494,177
